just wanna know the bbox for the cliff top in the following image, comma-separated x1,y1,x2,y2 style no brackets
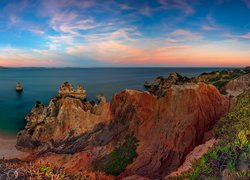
58,82,86,100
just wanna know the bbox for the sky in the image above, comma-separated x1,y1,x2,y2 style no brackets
0,0,249,67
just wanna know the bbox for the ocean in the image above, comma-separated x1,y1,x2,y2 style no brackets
0,67,234,135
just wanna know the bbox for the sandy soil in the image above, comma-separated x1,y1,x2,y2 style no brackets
0,134,26,159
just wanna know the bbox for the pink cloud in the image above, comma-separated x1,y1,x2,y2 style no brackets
225,32,250,39
239,32,250,39
168,29,202,42
119,4,134,10
0,48,58,67
66,40,250,67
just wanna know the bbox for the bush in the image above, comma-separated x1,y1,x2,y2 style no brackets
212,81,228,89
94,135,139,176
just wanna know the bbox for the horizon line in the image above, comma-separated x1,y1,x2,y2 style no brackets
0,66,247,69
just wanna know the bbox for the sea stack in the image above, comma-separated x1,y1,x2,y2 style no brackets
16,82,23,92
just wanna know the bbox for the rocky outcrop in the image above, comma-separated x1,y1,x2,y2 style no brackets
117,83,229,178
16,83,110,152
16,81,229,178
145,72,191,96
243,66,250,73
58,82,87,100
193,69,245,89
16,82,23,92
220,73,250,96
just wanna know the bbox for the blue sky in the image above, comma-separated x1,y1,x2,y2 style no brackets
0,0,249,67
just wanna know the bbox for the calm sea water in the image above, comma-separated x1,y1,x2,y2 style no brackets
0,67,233,135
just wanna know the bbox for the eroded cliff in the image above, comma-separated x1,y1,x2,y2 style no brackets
16,79,230,178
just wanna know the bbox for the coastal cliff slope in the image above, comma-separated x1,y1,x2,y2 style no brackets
16,79,229,178
174,88,250,179
220,73,250,96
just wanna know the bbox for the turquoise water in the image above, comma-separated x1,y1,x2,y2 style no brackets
0,67,233,135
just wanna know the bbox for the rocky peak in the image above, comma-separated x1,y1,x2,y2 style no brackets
58,82,86,100
96,94,106,104
167,72,190,84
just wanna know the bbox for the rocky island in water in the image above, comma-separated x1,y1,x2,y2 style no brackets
0,68,249,179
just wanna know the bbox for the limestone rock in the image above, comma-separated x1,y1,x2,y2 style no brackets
16,82,110,152
58,82,86,100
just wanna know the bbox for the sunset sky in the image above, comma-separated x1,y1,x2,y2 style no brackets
0,0,249,67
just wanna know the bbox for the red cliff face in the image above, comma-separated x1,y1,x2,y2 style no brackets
111,83,229,178
16,82,229,178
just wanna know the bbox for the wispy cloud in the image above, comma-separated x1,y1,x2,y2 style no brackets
201,14,221,31
140,6,152,16
119,3,134,10
158,0,195,15
202,25,218,31
167,29,202,42
50,12,98,35
226,32,250,39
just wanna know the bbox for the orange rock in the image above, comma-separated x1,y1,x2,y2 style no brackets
114,83,229,178
16,82,229,178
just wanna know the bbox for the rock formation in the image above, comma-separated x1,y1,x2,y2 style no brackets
220,73,250,96
58,82,87,100
244,66,250,73
16,82,110,152
16,81,229,178
145,72,191,96
193,69,245,89
16,82,23,92
116,84,229,178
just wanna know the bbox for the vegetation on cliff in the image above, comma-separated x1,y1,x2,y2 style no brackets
196,69,244,89
180,89,250,179
93,135,139,176
0,160,113,179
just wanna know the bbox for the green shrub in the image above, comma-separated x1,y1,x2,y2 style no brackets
94,135,139,176
209,75,221,82
212,81,228,88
